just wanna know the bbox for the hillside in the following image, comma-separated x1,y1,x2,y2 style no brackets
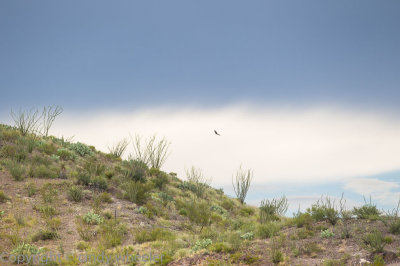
1,123,400,266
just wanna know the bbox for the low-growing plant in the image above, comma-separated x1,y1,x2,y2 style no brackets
33,164,58,179
32,229,59,242
41,183,58,204
256,222,281,239
0,190,10,203
185,197,212,232
92,176,108,190
7,160,26,181
26,182,37,197
71,142,93,156
68,186,83,202
240,232,254,240
209,242,232,253
83,211,104,225
192,238,212,251
124,159,148,182
123,181,151,205
56,148,75,160
99,219,127,249
76,172,91,186
320,229,335,238
292,211,312,228
11,242,43,258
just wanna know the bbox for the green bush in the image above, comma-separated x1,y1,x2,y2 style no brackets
134,227,175,243
0,191,10,203
210,242,232,253
11,242,43,257
32,229,59,242
68,186,83,202
33,164,58,179
124,159,148,182
292,212,312,228
99,220,127,248
185,198,212,230
71,142,93,156
7,160,26,181
320,229,335,238
98,192,113,203
307,196,339,225
26,182,37,197
353,203,380,220
158,192,173,206
240,232,254,240
92,176,108,190
178,181,197,193
239,206,255,217
256,222,281,239
1,145,17,158
123,181,151,205
389,220,400,234
37,142,57,155
192,238,212,251
83,211,104,225
77,172,91,186
40,183,58,204
362,230,386,253
56,148,75,160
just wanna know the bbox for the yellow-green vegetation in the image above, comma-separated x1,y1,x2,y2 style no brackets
1,122,400,265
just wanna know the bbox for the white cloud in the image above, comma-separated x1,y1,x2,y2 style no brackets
14,104,400,187
344,178,400,205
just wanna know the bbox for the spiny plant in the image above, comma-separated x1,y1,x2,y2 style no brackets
259,196,289,223
232,165,253,204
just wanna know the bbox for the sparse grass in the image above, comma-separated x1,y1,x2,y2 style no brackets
99,219,127,248
256,222,282,239
26,182,37,197
32,228,59,242
7,160,26,181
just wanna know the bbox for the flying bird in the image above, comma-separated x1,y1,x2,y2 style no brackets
214,130,221,136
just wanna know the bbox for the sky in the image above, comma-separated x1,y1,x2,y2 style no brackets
1,0,400,213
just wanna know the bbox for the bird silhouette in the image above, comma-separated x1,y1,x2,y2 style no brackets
214,130,221,136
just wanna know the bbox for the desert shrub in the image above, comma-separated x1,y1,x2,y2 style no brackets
76,172,91,186
240,232,254,240
221,199,234,211
6,160,26,181
76,218,96,241
83,211,104,225
37,142,57,155
211,205,226,215
108,138,129,157
320,229,335,238
46,217,62,231
185,198,212,231
353,197,380,220
307,196,339,225
11,242,43,258
259,196,288,223
256,222,281,239
98,192,113,203
123,181,151,204
362,230,386,253
178,181,197,193
0,191,10,203
152,170,169,190
1,144,17,158
84,159,106,176
1,127,20,142
389,220,400,234
192,238,212,251
99,220,127,248
71,142,93,156
124,159,148,182
31,153,52,166
232,165,253,204
158,191,173,206
26,182,37,197
134,227,175,243
92,176,108,190
32,229,59,242
38,205,57,218
40,183,58,204
210,242,232,253
33,164,58,179
270,238,284,264
68,186,83,202
239,206,255,217
131,134,170,169
372,255,385,266
296,228,315,239
56,148,75,160
292,212,312,228
11,107,42,136
185,166,211,197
